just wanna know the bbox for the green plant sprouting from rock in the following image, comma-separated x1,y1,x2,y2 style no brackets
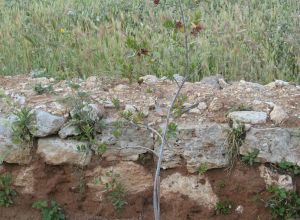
0,174,16,207
34,83,54,95
277,161,300,176
32,200,65,220
265,186,300,219
112,98,121,111
172,95,188,118
197,163,208,175
241,149,260,166
103,171,127,214
12,107,34,146
215,200,234,215
226,122,246,170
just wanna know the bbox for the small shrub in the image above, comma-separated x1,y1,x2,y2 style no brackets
241,149,260,166
12,107,34,145
0,174,16,207
132,112,145,123
172,95,188,118
96,143,108,154
166,122,177,139
120,110,133,120
215,200,234,215
32,200,65,220
197,163,208,175
120,110,145,124
112,98,121,111
70,105,96,142
145,87,154,93
278,161,300,176
112,121,122,138
34,83,54,95
265,186,300,219
103,171,127,214
67,82,80,90
76,144,89,153
226,123,246,170
94,119,106,132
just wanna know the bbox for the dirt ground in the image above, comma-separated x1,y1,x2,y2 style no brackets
0,158,285,220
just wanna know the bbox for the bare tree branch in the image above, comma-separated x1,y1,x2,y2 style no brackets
153,0,190,219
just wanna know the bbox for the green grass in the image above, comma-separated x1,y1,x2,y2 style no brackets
0,0,299,83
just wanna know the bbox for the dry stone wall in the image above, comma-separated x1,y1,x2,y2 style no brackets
0,74,299,210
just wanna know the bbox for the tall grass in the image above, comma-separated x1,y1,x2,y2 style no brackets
0,0,299,83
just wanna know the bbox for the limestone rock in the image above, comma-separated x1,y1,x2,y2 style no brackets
240,128,300,165
173,74,184,82
0,116,32,164
270,105,288,124
197,102,208,110
235,205,244,214
0,147,32,165
86,162,152,201
103,100,114,108
124,104,137,113
259,165,294,191
161,173,218,208
156,122,229,172
37,137,92,166
29,110,65,137
239,80,265,91
275,80,289,87
200,74,223,89
139,75,158,85
96,119,154,161
228,111,267,124
11,93,26,106
58,121,81,139
218,78,230,89
14,165,36,194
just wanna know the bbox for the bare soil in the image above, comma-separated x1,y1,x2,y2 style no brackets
0,158,281,220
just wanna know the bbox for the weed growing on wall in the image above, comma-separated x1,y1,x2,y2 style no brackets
12,107,34,146
265,186,300,219
0,174,16,207
32,200,65,220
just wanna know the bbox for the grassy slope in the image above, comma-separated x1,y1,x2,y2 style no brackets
0,0,299,83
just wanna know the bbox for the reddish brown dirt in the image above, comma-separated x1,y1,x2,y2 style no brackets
0,157,278,220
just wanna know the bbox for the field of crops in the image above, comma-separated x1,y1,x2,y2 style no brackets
0,0,299,83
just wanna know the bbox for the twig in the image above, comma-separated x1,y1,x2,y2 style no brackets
127,120,174,152
173,77,180,88
153,1,190,218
